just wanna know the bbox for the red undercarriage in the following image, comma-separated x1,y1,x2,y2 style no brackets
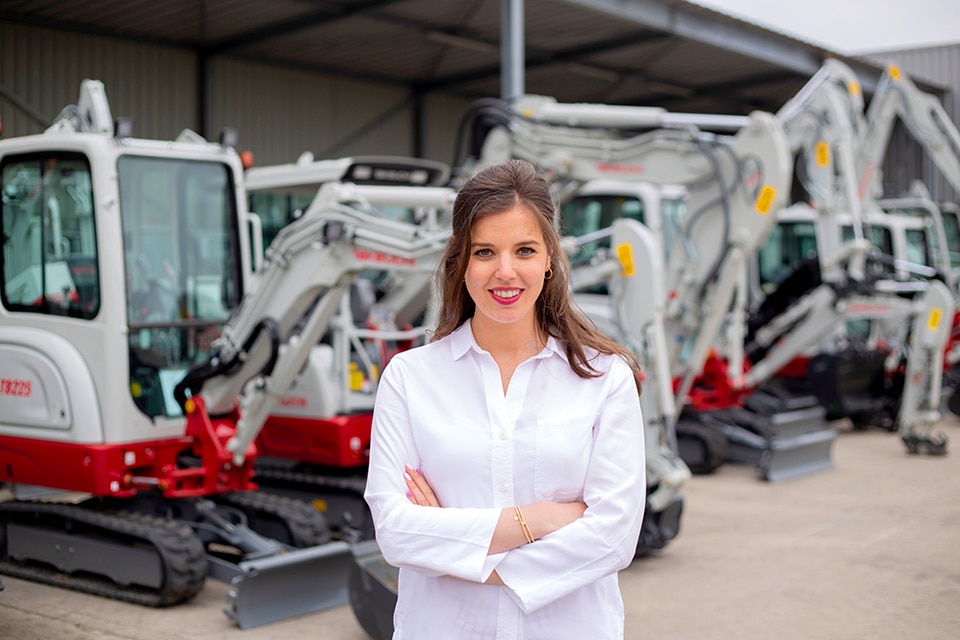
258,413,372,468
0,396,371,499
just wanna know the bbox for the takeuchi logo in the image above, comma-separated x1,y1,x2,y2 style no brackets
847,303,891,315
353,248,415,267
596,163,644,174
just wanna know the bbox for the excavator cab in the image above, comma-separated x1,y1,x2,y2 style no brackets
559,180,687,285
1,146,245,416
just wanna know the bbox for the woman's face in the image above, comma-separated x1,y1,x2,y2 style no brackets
465,204,551,329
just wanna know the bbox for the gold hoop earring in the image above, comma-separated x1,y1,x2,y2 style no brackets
544,268,553,280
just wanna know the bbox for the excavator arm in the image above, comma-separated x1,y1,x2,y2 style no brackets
858,65,960,201
776,59,872,282
175,182,452,467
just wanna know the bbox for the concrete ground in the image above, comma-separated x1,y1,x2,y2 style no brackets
2,418,960,640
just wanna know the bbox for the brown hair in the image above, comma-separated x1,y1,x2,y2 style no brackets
433,159,641,388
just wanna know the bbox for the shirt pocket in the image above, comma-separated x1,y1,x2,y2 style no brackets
534,414,596,502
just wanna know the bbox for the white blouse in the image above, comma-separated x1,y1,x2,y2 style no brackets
364,321,646,640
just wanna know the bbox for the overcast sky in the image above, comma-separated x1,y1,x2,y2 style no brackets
690,0,960,54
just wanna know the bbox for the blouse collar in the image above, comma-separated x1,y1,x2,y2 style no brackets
449,319,566,362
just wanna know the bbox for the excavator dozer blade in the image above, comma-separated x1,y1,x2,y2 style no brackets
756,425,838,483
705,396,838,483
219,540,354,629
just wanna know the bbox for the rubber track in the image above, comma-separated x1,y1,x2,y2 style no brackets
0,501,206,607
214,490,332,547
710,407,778,439
676,420,729,474
252,467,374,541
253,465,368,496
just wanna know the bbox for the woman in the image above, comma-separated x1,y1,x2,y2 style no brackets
364,159,646,639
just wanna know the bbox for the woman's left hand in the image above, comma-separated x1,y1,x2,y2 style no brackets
405,465,441,507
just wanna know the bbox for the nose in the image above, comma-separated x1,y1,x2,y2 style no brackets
495,255,517,280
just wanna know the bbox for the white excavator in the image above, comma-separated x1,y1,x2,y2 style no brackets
857,63,960,413
0,80,452,629
744,60,958,455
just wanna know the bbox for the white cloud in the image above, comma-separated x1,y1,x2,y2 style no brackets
690,0,960,54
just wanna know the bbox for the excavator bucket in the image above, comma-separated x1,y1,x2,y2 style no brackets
212,540,354,629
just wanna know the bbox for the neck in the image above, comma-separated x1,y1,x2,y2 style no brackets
470,317,545,359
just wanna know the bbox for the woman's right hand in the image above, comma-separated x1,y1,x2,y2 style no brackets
404,465,441,507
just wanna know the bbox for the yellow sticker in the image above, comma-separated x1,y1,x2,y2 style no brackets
889,65,902,81
755,184,777,215
348,362,364,391
847,81,861,97
815,141,831,167
312,499,328,512
616,243,635,277
928,307,943,331
130,382,142,398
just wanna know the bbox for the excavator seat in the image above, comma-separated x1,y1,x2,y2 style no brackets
747,257,822,356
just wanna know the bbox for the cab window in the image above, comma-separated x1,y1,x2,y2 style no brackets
1,153,99,319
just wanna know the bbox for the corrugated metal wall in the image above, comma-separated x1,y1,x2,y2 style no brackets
422,92,474,169
865,44,960,204
212,58,416,164
0,22,196,140
1,21,467,167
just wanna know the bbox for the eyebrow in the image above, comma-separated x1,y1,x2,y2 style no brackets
470,238,543,249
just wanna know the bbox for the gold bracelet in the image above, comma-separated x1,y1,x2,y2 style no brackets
514,505,535,544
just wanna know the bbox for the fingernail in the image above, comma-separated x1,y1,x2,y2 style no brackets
404,471,412,481
406,490,413,498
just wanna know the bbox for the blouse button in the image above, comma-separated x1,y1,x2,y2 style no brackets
498,482,509,493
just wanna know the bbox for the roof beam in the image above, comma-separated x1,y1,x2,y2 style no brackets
672,70,803,112
415,29,678,92
556,0,881,93
204,0,407,54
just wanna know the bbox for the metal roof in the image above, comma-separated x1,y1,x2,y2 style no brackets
0,0,901,115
